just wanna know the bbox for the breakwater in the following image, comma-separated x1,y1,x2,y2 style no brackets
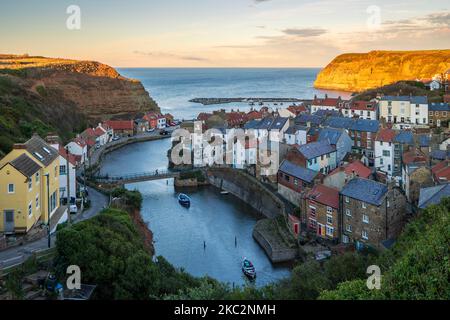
189,97,310,105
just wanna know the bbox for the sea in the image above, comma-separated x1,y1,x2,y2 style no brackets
117,68,352,120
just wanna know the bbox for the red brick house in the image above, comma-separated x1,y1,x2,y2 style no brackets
105,120,135,137
305,184,340,241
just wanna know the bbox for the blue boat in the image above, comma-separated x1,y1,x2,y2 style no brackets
242,258,256,280
178,193,191,206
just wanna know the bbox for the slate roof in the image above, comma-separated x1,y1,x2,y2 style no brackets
270,117,289,130
394,131,414,145
341,178,388,206
430,149,448,160
297,140,336,159
324,117,379,133
380,95,428,104
312,109,342,118
9,153,42,178
22,135,59,166
294,114,324,126
317,128,343,145
278,160,318,183
428,103,450,112
418,135,431,147
324,117,353,129
418,184,450,209
244,119,260,130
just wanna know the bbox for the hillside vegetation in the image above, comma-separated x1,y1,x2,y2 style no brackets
315,50,450,92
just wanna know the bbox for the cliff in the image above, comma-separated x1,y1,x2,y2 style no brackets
0,54,159,156
314,50,450,92
0,54,159,120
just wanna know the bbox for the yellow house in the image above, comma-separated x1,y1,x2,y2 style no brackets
0,134,60,234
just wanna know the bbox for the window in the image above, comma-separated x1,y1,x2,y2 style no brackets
326,226,334,237
28,179,32,191
362,230,369,240
284,175,290,182
388,164,391,171
380,158,384,165
36,195,39,208
60,165,67,175
429,119,434,124
342,235,349,243
429,111,433,116
326,214,333,224
346,224,352,233
28,202,32,216
326,206,333,215
36,172,40,184
8,184,14,194
363,214,369,223
443,111,447,117
382,150,390,157
309,218,317,229
387,200,390,208
346,209,352,217
294,179,298,186
345,196,349,203
435,111,440,116
309,206,316,218
362,202,366,209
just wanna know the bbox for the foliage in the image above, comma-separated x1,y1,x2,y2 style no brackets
111,188,143,210
319,197,450,300
54,208,202,299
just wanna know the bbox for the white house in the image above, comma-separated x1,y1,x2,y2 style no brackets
284,126,307,145
374,128,396,179
94,123,111,146
65,137,88,164
379,95,428,126
341,100,378,120
310,95,343,113
157,115,167,129
49,142,77,202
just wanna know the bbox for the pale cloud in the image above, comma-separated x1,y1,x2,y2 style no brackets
133,50,210,62
282,27,328,37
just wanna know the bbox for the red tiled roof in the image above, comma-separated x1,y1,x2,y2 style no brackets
329,160,371,179
73,137,86,148
94,127,106,137
82,128,96,138
306,184,339,208
59,146,78,166
345,100,376,111
287,104,307,115
403,150,427,165
246,110,263,120
105,120,134,131
376,128,396,142
197,113,212,121
432,160,450,182
312,97,342,107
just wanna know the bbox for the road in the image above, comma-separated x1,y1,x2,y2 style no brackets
0,187,108,269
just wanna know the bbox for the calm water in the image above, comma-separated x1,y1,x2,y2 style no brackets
117,68,350,120
100,139,291,286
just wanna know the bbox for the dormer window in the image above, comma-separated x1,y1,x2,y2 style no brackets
43,147,51,154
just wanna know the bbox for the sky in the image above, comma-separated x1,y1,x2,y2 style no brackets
0,0,449,67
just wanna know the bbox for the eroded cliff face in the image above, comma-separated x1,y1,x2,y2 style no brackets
0,55,159,121
314,50,450,92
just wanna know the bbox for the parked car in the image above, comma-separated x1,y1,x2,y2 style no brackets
112,136,120,141
69,204,78,214
160,130,169,136
147,128,155,132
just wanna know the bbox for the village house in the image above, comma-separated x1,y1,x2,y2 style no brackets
324,160,372,191
294,114,325,127
374,128,396,179
93,123,112,146
431,160,450,184
0,135,63,234
305,184,340,242
65,137,88,164
144,112,167,129
275,108,296,118
317,127,353,164
287,104,308,116
47,135,78,203
277,159,320,208
428,103,450,127
246,109,263,121
79,128,98,149
310,95,343,113
105,120,135,137
418,183,450,209
379,95,428,128
286,140,337,174
325,117,380,166
401,150,433,206
284,125,307,145
341,100,377,120
134,118,150,133
340,178,406,249
164,113,175,125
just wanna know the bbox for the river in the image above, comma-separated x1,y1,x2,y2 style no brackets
99,138,291,287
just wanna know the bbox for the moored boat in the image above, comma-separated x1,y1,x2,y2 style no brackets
242,258,256,280
178,193,191,206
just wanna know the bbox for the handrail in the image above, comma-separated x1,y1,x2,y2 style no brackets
92,168,196,182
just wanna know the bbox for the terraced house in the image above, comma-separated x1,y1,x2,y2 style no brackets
287,140,337,174
379,95,428,128
340,178,406,249
0,134,61,234
428,102,450,127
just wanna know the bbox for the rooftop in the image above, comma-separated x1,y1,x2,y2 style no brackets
376,128,397,142
394,131,414,145
317,127,344,145
297,140,336,160
8,153,42,178
306,184,339,208
15,134,59,167
428,103,450,112
329,160,371,179
279,159,318,183
418,184,450,209
380,95,428,104
341,178,388,206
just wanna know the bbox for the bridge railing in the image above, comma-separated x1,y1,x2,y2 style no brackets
92,168,194,182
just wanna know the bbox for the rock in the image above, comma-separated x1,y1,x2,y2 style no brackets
314,50,450,92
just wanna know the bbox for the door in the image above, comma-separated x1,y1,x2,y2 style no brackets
4,210,14,233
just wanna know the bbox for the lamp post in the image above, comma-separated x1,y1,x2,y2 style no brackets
44,173,51,248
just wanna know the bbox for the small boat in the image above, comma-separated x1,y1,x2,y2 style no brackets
220,190,229,195
242,258,256,280
178,193,191,206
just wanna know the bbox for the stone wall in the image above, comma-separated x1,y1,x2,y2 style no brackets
206,168,284,218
